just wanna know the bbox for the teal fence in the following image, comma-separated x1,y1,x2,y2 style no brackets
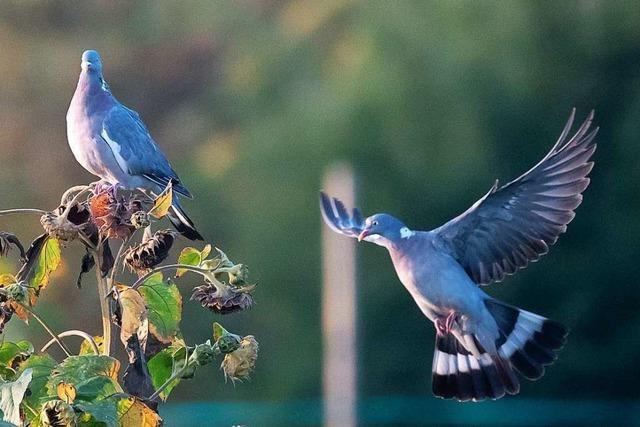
160,396,640,426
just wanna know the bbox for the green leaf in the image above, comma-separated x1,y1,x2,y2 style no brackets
148,182,173,219
117,396,162,426
176,244,212,278
47,355,122,400
0,368,31,425
0,369,12,383
74,376,121,402
15,341,33,355
76,399,118,427
17,354,56,412
146,340,186,401
138,273,182,344
0,341,33,368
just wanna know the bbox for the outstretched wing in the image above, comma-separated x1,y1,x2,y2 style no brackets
319,191,365,238
100,105,193,198
433,109,598,285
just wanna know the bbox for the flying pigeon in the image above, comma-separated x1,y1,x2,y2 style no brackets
66,50,203,240
320,110,597,401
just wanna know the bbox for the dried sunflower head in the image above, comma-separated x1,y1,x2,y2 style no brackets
40,201,96,243
221,335,258,383
124,230,176,274
191,282,254,314
89,190,144,239
41,399,77,427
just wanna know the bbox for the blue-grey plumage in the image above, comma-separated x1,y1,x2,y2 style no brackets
320,109,596,400
67,50,202,240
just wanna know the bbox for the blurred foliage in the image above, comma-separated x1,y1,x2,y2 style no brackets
0,0,638,417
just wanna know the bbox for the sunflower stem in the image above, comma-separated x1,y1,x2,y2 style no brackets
0,208,47,217
131,264,213,289
20,305,72,357
40,329,100,355
93,242,112,356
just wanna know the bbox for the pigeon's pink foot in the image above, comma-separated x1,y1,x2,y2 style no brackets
93,181,123,198
108,183,123,199
435,311,459,336
92,181,112,194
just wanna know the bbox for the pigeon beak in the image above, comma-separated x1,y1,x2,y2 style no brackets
357,230,370,242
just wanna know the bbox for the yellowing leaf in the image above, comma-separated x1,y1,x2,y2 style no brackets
200,244,212,260
30,237,61,293
176,247,200,278
56,381,76,404
117,396,162,426
0,274,16,287
12,235,62,319
148,182,173,219
176,244,211,278
116,286,148,349
213,322,228,342
79,336,104,355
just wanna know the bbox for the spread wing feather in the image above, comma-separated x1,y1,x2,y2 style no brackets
319,191,365,238
433,109,598,285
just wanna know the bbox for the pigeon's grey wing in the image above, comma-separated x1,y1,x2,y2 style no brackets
433,109,598,285
319,191,365,239
100,105,193,198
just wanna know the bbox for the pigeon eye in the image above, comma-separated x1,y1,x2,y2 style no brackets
372,220,378,226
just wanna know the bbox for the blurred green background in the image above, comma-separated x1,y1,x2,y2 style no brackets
0,1,639,426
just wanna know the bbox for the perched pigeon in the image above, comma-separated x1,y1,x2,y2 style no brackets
320,110,597,401
66,50,203,240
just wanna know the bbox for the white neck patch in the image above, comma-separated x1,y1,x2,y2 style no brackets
363,234,386,247
400,227,415,239
100,77,110,92
363,234,381,243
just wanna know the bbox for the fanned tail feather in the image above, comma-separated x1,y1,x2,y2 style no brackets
169,196,203,241
487,299,568,380
432,333,518,401
432,299,567,401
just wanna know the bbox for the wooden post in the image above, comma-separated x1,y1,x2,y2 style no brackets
322,163,357,427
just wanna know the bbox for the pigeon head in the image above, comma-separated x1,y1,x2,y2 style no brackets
81,50,103,75
358,213,411,246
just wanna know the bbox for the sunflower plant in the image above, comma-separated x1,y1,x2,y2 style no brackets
0,183,258,426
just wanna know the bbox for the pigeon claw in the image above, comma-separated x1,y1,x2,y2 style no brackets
435,311,459,337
